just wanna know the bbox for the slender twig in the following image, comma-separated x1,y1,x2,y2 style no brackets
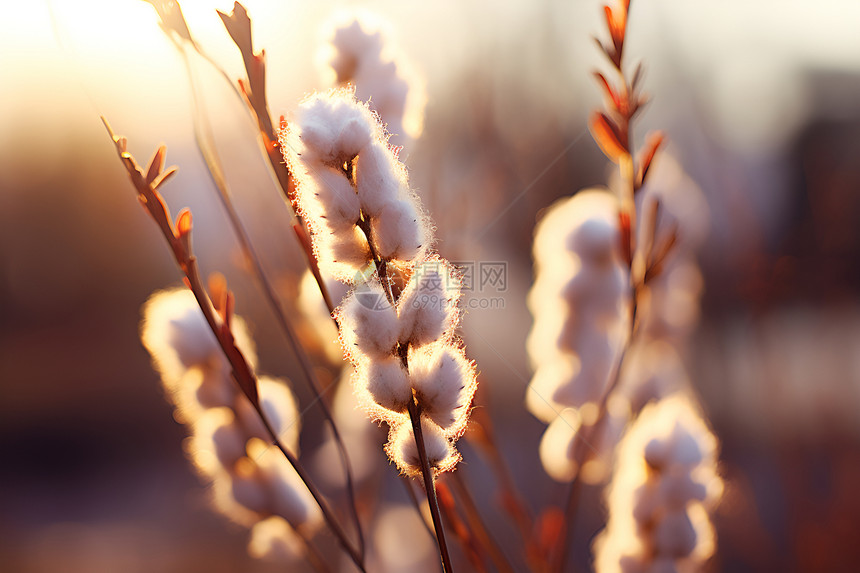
408,400,455,573
467,404,538,564
353,208,454,572
550,299,638,573
103,120,366,572
446,471,517,573
436,479,488,572
549,0,679,570
295,528,333,573
254,402,365,572
148,8,365,557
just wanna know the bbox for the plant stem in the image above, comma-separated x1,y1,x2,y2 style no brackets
408,400,454,573
103,124,366,572
254,401,367,573
355,212,454,572
549,298,638,573
446,471,516,573
185,256,368,573
175,45,365,560
296,528,334,573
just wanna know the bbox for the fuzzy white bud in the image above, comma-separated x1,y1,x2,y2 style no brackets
139,288,321,558
369,195,428,262
593,394,722,573
298,164,361,231
353,141,404,216
526,189,630,481
397,257,459,347
324,15,425,148
354,355,412,415
337,278,400,359
408,343,475,435
385,418,458,477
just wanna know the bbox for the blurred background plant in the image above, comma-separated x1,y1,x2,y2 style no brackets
3,0,860,572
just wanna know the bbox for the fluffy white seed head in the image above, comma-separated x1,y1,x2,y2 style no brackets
593,394,722,573
397,257,460,348
525,357,574,423
408,343,476,436
353,141,404,216
141,288,320,555
385,419,459,477
323,14,426,148
337,278,400,359
141,288,258,418
141,288,257,385
189,407,246,473
538,401,630,485
234,377,301,454
354,354,412,416
369,195,429,262
314,224,372,281
298,164,361,231
551,335,617,409
285,88,433,279
288,88,378,166
538,409,582,482
245,438,324,529
527,189,631,481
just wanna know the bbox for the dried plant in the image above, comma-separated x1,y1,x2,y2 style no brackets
323,12,426,149
593,395,723,573
282,88,478,572
102,120,365,571
140,288,324,565
523,1,722,572
100,2,725,572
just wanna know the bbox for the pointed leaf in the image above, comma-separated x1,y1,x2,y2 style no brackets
224,291,235,331
151,166,178,190
175,208,193,255
146,145,166,186
631,61,645,92
208,272,228,316
217,2,253,57
637,131,665,187
589,111,627,163
645,223,679,283
593,71,620,110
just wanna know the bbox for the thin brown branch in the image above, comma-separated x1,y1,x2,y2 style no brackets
445,471,517,573
408,400,455,573
103,120,366,572
551,0,664,570
436,479,487,572
354,206,453,571
144,4,364,555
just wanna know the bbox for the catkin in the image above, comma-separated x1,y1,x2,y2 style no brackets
141,288,321,562
283,89,476,476
593,394,722,573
